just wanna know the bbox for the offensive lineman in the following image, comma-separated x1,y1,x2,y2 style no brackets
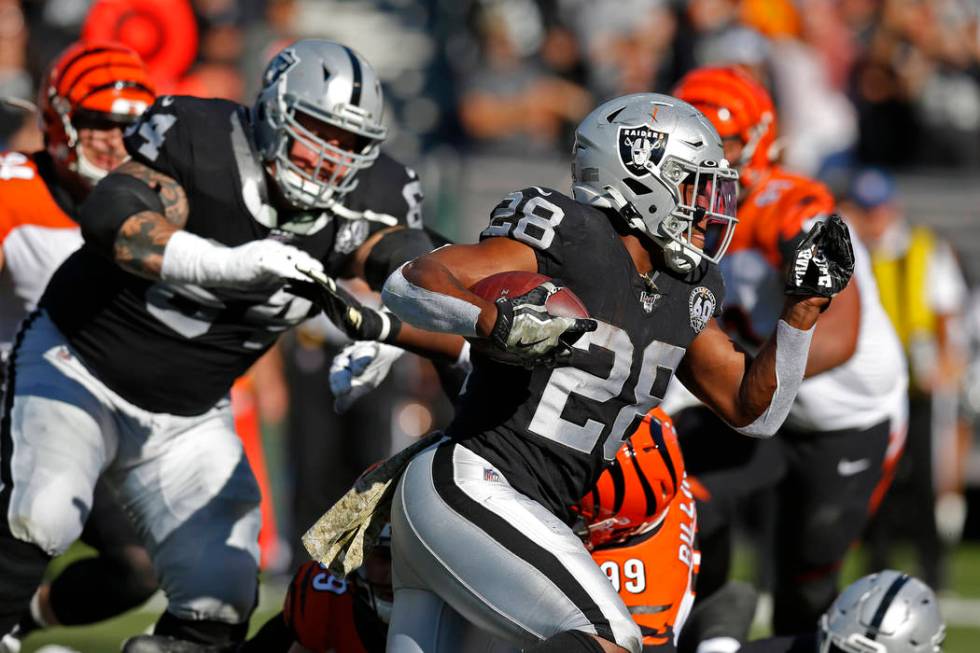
0,42,160,652
379,93,854,652
0,39,448,651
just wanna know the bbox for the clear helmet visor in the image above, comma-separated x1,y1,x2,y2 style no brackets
274,105,381,210
659,158,739,265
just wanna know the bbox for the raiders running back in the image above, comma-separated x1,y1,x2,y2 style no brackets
40,95,423,416
448,186,724,519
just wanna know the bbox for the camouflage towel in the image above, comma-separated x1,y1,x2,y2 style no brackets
302,431,442,576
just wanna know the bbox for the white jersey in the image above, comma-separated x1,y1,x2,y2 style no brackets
721,226,908,432
0,151,82,355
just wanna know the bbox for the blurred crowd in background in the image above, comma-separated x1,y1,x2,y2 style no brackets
2,0,980,598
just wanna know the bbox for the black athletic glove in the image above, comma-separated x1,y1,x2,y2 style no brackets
288,266,402,343
784,214,855,298
490,281,597,367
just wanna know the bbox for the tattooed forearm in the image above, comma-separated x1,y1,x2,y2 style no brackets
113,160,189,228
114,210,180,279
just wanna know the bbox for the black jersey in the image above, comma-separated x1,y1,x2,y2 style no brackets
448,187,725,519
41,95,424,416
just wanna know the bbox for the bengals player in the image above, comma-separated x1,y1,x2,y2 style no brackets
0,41,159,652
577,408,699,652
671,67,907,636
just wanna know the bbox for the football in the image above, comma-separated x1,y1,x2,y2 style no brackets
469,271,590,320
467,271,590,363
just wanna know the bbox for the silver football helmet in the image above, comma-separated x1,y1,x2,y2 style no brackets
819,570,945,653
253,39,387,213
571,93,738,272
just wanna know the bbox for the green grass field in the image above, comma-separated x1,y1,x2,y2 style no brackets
19,542,980,652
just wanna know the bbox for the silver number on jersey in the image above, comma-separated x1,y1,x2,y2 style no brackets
135,113,177,161
528,322,633,453
401,175,424,229
528,320,685,459
482,191,565,250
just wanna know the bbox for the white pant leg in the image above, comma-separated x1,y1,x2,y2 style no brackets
106,402,262,625
391,440,641,653
3,312,118,555
5,311,261,625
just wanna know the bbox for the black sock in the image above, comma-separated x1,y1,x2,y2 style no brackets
525,630,606,653
0,533,50,637
154,612,249,647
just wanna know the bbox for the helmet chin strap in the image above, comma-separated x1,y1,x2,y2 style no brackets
599,185,704,273
658,239,702,272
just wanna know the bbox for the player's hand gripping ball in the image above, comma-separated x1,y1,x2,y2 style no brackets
469,271,595,367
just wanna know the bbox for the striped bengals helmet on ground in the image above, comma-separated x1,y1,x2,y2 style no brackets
672,66,777,189
576,407,686,549
39,41,155,183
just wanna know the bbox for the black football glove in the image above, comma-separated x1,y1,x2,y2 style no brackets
490,281,597,367
288,266,402,343
784,214,855,298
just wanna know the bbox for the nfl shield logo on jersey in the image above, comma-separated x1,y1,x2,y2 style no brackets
688,286,716,334
618,125,668,177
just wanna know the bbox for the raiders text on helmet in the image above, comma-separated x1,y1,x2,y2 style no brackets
571,93,738,273
253,39,387,215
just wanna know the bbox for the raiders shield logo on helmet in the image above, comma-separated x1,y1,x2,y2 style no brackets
618,125,668,177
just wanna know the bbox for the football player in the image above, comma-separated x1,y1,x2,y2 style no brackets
0,42,160,653
669,66,908,637
739,570,944,653
378,92,854,652
234,408,697,653
0,39,450,651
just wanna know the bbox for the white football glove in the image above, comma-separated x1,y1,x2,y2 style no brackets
162,231,325,287
329,341,405,414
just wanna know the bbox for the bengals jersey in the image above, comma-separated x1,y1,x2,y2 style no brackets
41,96,425,416
449,186,725,519
719,167,906,432
279,561,385,653
593,477,699,651
0,151,82,354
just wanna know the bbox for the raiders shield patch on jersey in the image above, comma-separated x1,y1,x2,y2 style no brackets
688,286,716,334
619,125,668,177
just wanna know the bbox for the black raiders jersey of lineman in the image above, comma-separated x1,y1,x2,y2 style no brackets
40,95,424,416
448,186,725,519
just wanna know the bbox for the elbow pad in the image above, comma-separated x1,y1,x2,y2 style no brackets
80,173,166,257
364,227,436,291
734,320,814,438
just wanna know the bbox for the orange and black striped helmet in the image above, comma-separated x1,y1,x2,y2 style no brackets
672,66,777,189
576,407,686,549
39,41,155,177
